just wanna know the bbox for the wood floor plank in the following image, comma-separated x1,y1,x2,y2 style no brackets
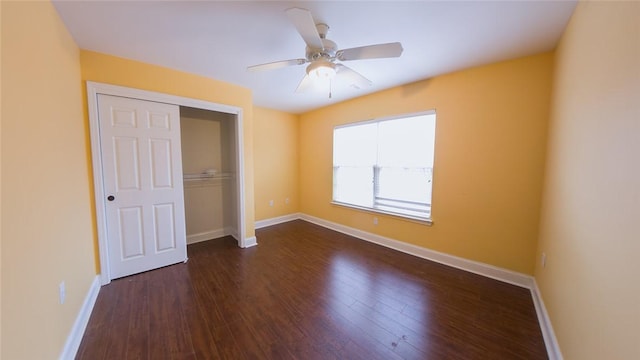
76,220,547,359
123,279,149,360
205,321,248,360
146,266,197,359
74,281,121,359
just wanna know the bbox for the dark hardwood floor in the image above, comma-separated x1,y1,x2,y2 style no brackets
76,220,547,359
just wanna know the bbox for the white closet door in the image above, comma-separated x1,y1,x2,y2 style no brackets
98,94,187,279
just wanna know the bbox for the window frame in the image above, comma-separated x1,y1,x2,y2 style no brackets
331,110,436,225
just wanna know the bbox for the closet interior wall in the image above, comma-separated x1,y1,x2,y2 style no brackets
180,107,238,244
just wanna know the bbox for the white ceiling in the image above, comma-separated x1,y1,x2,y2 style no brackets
53,1,577,114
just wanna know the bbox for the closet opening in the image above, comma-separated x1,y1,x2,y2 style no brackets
180,107,239,244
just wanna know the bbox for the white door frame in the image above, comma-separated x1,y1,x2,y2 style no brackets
87,81,248,285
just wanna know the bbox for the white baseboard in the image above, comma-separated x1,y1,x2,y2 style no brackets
531,280,563,360
59,275,100,360
241,236,258,248
254,212,532,287
255,213,301,229
300,213,533,288
187,228,230,244
226,227,238,240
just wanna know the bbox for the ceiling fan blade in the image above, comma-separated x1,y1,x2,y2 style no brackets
336,64,372,89
295,74,314,93
286,8,324,50
336,42,403,61
247,58,306,72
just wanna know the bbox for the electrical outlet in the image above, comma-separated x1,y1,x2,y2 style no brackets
541,253,547,268
269,200,274,207
373,217,378,225
285,198,290,204
59,281,66,304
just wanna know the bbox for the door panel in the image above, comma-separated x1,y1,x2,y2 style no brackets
113,137,141,190
149,138,173,188
149,112,171,130
119,206,144,259
98,94,187,279
153,203,176,252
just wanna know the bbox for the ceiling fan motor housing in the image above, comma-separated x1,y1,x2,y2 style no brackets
306,23,337,61
306,39,337,61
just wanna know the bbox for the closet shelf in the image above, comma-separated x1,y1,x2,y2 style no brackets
183,173,233,182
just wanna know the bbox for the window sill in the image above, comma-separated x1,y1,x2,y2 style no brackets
331,201,433,226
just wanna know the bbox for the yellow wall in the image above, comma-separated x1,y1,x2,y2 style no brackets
80,50,256,249
535,2,640,359
254,107,300,220
299,53,553,274
1,2,96,358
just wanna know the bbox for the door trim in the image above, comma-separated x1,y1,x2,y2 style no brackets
87,81,247,285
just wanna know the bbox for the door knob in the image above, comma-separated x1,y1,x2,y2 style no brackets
107,195,115,201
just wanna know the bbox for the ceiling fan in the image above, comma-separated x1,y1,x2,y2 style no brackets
247,8,403,95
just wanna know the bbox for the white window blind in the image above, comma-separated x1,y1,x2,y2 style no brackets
332,112,436,221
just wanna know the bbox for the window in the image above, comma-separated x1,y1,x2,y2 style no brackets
332,111,436,221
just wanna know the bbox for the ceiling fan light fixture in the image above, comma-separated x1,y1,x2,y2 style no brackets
306,60,336,80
